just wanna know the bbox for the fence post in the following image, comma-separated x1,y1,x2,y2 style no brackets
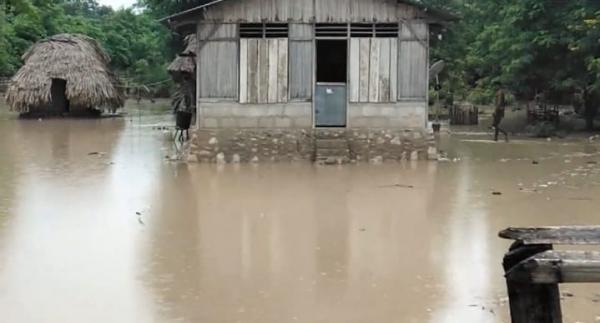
503,242,562,323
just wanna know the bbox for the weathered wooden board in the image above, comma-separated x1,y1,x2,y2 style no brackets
349,38,360,103
390,38,398,102
378,38,391,102
368,39,380,102
499,226,600,245
506,250,600,284
198,41,238,98
200,0,419,23
247,39,259,103
239,39,248,103
400,21,428,40
217,41,238,99
358,38,370,102
203,0,313,22
198,23,238,40
289,41,312,100
258,39,269,103
268,39,279,103
289,23,313,40
277,39,289,102
398,39,427,99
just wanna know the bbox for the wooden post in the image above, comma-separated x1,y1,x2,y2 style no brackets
503,242,562,323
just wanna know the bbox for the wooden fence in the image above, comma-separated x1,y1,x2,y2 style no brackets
449,104,478,125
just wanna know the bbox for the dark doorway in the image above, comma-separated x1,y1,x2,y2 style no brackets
315,39,348,127
50,79,69,114
316,40,347,83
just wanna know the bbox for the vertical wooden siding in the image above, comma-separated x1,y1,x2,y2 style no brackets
202,0,420,23
239,39,289,103
398,22,428,99
289,24,313,100
198,41,238,98
349,38,398,103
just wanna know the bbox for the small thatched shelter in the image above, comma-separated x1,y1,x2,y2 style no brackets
168,34,197,112
167,34,198,80
6,33,124,116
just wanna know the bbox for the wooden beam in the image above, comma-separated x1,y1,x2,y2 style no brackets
503,243,563,323
506,250,600,284
499,226,600,245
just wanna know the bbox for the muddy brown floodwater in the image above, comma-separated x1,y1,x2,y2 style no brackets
0,101,599,323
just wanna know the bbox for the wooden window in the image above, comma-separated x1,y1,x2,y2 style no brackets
315,24,348,38
349,38,398,103
350,23,399,38
240,23,289,38
239,38,289,104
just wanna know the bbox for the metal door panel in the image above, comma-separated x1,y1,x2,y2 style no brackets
315,83,346,127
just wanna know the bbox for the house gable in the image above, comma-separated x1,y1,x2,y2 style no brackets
163,0,453,28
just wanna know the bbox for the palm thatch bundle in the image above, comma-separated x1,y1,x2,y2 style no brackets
168,34,198,77
5,33,124,113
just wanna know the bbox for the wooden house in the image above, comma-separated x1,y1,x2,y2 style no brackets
163,0,454,163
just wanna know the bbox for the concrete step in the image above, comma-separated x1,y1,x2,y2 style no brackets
314,129,347,140
316,139,349,149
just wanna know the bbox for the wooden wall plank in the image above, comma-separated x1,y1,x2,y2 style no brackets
349,38,360,102
358,38,370,102
277,39,289,102
289,23,313,40
217,41,239,98
198,42,216,97
199,40,238,98
398,39,427,99
239,39,248,103
258,40,269,103
247,39,259,103
378,38,391,102
390,38,398,102
203,0,312,22
368,39,380,102
289,41,313,100
268,39,279,103
200,0,420,23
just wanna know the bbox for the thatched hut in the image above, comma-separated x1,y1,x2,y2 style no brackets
168,34,198,112
6,33,124,116
167,34,198,80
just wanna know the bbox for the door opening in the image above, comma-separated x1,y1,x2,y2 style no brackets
50,79,69,114
315,39,347,127
316,40,347,83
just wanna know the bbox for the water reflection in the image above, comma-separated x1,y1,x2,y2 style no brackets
0,107,599,322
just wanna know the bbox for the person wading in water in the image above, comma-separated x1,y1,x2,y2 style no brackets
492,84,509,142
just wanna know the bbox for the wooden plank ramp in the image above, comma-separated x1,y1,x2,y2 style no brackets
499,226,600,245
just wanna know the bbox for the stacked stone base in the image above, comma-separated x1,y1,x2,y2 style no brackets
187,128,437,164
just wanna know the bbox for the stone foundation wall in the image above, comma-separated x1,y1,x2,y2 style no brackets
187,128,436,163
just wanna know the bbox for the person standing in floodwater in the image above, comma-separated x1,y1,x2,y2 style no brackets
493,86,509,142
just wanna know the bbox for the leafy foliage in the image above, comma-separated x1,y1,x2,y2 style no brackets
426,0,600,106
1,0,175,91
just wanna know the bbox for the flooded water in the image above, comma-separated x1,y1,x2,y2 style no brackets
0,100,599,323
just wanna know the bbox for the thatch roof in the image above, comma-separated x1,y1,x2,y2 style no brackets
5,33,124,112
168,34,198,77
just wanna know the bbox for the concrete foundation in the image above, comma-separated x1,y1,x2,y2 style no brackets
187,127,436,163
